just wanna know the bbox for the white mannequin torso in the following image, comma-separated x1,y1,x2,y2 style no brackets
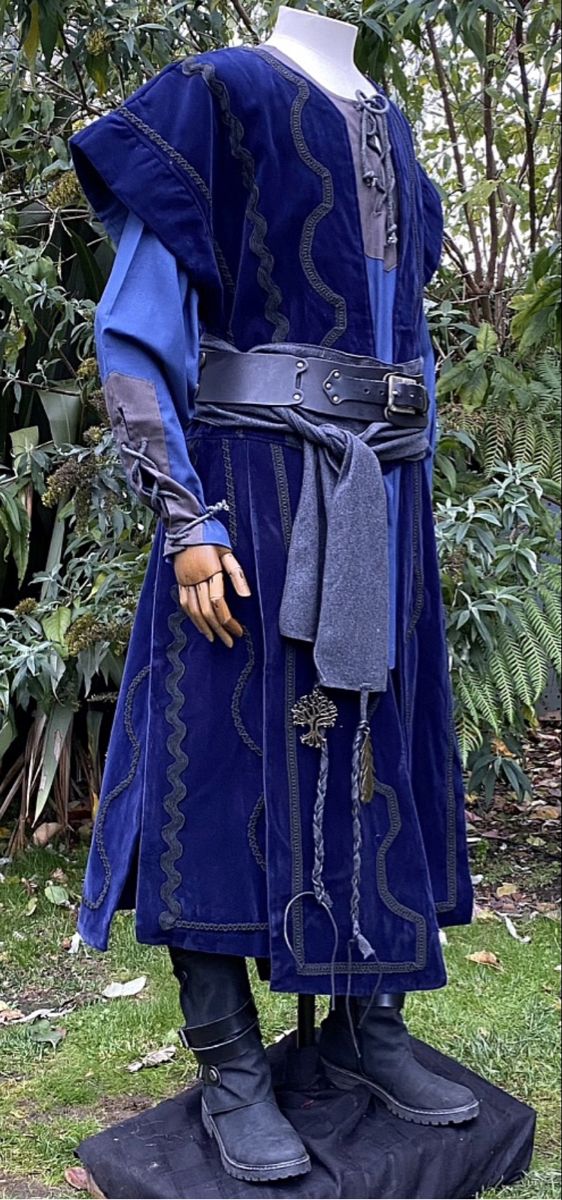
263,6,375,101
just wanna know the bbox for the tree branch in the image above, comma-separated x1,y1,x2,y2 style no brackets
426,20,486,288
484,12,499,288
229,0,259,42
514,7,537,251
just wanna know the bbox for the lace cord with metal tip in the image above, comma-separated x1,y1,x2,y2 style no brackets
354,89,398,249
122,438,230,532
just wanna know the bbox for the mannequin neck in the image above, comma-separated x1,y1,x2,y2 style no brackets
264,7,373,100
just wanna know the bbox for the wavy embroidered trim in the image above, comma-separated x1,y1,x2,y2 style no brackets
183,57,289,343
231,627,263,759
254,49,348,350
406,461,424,642
247,794,266,873
119,104,235,297
82,665,150,911
221,437,238,547
436,707,459,914
159,587,189,931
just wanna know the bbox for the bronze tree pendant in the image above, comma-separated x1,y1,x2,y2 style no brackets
292,686,338,749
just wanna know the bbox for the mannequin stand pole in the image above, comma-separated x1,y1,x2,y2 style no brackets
297,994,316,1048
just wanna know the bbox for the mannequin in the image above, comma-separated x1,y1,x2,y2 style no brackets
264,6,376,100
69,8,479,1185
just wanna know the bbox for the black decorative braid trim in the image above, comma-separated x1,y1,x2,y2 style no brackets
221,437,238,547
82,665,150,911
172,918,269,932
247,794,266,873
435,706,459,914
118,105,235,297
159,587,189,932
253,49,348,350
231,627,263,758
183,58,289,343
406,460,424,642
120,104,211,200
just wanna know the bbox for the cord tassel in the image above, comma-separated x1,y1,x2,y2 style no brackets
349,688,375,960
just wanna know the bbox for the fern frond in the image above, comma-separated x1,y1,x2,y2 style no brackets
541,588,562,641
533,418,555,477
489,648,516,723
523,596,562,673
497,628,534,707
482,413,510,475
473,676,502,732
454,707,483,763
455,675,481,725
517,613,551,695
513,417,536,465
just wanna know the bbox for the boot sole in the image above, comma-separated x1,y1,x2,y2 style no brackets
201,1099,312,1182
321,1059,480,1127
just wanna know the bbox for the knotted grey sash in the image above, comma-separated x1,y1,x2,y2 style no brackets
195,393,428,694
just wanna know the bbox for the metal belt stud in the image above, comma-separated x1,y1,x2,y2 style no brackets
293,357,308,404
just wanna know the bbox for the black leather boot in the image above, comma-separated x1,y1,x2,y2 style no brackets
169,948,311,1183
319,992,480,1126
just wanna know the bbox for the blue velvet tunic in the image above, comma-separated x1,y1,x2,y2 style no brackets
69,43,473,995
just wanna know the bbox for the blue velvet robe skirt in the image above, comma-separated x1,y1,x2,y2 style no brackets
70,43,473,995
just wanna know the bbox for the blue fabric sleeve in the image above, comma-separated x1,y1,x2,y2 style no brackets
95,210,231,557
416,161,445,286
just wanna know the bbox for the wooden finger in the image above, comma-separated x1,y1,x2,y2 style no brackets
219,551,252,597
186,584,215,642
209,597,244,641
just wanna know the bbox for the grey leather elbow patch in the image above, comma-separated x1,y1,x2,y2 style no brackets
103,370,202,523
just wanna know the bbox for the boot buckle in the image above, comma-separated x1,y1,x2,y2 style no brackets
198,1063,222,1086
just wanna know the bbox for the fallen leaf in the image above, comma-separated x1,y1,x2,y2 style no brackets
29,1019,66,1049
64,1167,104,1198
502,916,531,944
32,822,63,847
526,836,546,848
24,897,38,917
0,1003,25,1023
496,883,518,898
65,1166,91,1193
44,882,69,906
529,806,560,821
466,950,503,970
103,975,147,1000
50,867,68,885
21,1005,74,1024
20,877,38,896
127,1044,176,1073
474,905,497,922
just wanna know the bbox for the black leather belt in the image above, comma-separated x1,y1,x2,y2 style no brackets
195,346,429,429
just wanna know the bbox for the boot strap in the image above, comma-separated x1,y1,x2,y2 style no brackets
367,992,405,1011
178,996,260,1065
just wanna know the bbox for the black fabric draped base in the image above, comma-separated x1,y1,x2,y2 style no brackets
77,1033,536,1199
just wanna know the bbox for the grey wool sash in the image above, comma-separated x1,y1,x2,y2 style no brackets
195,400,429,695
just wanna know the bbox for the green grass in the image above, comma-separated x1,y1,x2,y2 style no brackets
0,848,560,1198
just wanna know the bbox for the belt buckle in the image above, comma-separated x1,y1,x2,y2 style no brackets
384,373,427,420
